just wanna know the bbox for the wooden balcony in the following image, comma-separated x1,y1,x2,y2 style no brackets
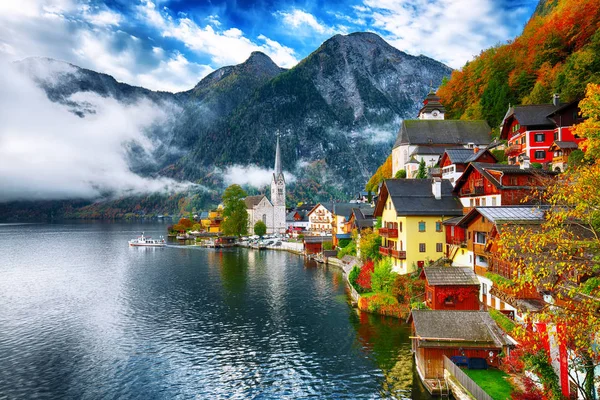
460,186,484,196
379,246,391,256
447,237,466,246
379,227,398,238
505,142,524,156
391,249,406,259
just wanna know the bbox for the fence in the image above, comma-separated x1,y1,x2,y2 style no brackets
443,356,493,400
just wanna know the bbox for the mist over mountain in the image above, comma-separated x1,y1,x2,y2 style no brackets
3,32,451,218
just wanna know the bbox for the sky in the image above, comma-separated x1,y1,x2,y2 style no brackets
0,0,539,93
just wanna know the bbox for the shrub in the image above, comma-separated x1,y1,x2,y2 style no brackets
322,241,333,250
358,293,411,319
337,240,356,258
531,162,543,169
338,238,352,248
254,220,267,236
394,169,407,179
349,265,360,291
356,260,375,291
371,258,396,294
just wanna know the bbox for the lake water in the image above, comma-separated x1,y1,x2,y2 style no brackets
0,222,432,399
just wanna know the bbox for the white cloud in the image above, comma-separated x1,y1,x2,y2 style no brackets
361,0,529,68
223,165,296,188
138,0,298,68
275,9,333,34
81,5,122,26
137,52,214,92
0,61,195,202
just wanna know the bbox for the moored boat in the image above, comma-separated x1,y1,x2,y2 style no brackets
128,232,166,247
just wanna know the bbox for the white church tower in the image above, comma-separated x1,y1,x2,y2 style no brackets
270,134,287,234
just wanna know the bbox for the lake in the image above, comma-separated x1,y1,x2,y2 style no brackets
0,222,432,399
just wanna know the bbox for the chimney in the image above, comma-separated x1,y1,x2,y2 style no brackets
432,178,442,200
520,155,531,170
473,146,480,154
553,93,560,107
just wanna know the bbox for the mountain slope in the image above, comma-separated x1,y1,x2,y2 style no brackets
437,0,600,129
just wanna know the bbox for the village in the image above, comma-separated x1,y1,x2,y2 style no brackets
166,88,599,400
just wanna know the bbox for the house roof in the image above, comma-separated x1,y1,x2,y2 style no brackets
351,207,375,229
505,104,559,127
442,148,497,165
550,141,579,150
199,211,209,219
374,179,463,217
457,206,546,227
441,216,464,226
418,91,446,115
423,267,480,286
411,310,509,348
409,145,448,156
307,202,334,216
244,195,267,209
393,120,491,148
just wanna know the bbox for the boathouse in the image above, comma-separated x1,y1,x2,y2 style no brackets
421,267,480,310
410,310,510,394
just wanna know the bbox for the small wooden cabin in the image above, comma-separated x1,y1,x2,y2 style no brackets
421,267,480,310
411,310,510,395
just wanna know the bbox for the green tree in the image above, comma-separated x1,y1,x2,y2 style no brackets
191,223,202,232
371,258,396,294
253,220,267,236
394,169,407,179
221,184,249,236
415,159,427,179
358,228,382,262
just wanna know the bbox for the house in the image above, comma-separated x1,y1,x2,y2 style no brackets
442,216,470,267
452,162,555,209
347,207,376,232
307,203,334,236
355,191,371,203
439,147,497,186
455,206,546,322
548,141,580,172
421,267,480,310
391,91,492,177
374,179,463,274
286,208,310,233
303,235,333,255
331,203,374,247
411,310,511,395
500,96,583,166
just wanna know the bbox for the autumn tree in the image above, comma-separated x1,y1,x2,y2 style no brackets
498,83,600,400
358,228,382,262
221,184,249,236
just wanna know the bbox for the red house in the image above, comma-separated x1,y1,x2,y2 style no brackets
439,147,497,186
453,162,555,210
500,97,583,166
421,267,480,310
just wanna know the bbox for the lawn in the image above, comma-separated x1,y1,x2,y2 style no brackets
464,368,514,400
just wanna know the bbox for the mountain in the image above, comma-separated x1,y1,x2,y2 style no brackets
7,32,452,218
437,0,600,129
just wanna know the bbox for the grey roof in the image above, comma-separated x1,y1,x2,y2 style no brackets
475,206,545,224
409,146,447,156
551,141,579,150
351,207,375,229
200,211,209,219
442,216,464,226
244,195,266,209
454,162,556,192
418,91,446,115
394,119,491,148
332,202,362,219
384,179,463,216
412,310,509,348
274,135,283,178
505,104,558,127
443,148,494,164
423,267,480,286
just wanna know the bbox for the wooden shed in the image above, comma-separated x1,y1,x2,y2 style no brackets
422,267,480,310
410,310,510,394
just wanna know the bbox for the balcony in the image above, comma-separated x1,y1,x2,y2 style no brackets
379,246,391,256
460,186,484,196
447,237,466,246
379,228,398,238
391,249,406,259
505,142,524,156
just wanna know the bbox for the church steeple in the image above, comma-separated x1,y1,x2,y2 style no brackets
274,133,283,178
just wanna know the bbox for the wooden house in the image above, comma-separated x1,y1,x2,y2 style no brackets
456,206,546,322
500,97,583,166
421,267,480,310
410,310,510,394
303,236,333,255
453,162,555,210
439,147,497,186
549,141,580,172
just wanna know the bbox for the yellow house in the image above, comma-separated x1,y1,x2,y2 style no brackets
374,179,463,274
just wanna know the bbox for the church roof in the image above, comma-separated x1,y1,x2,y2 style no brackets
274,134,283,179
393,120,492,148
244,195,267,209
418,91,446,115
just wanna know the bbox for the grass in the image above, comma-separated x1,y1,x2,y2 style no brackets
464,368,514,400
489,308,518,334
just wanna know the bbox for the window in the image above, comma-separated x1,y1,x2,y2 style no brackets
477,255,488,266
475,232,487,244
492,197,497,206
419,243,426,252
450,226,455,235
554,131,559,141
436,243,443,252
470,199,475,207
481,198,486,206
436,221,442,232
482,282,487,295
535,150,546,159
444,296,455,305
262,214,267,224
418,221,426,232
534,133,545,142
399,222,403,232
521,137,526,144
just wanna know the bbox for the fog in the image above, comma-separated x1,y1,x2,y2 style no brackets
0,60,194,202
223,164,296,188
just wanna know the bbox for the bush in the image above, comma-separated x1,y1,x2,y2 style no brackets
337,240,356,258
322,241,333,251
394,169,407,179
356,260,375,291
392,273,426,305
371,258,396,294
338,238,352,248
531,162,543,169
349,265,360,290
358,293,411,319
254,220,267,236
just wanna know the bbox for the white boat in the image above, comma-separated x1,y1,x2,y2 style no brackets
128,232,166,247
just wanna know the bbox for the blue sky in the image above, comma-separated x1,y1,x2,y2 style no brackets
0,0,538,92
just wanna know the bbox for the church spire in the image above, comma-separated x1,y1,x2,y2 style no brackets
274,132,282,177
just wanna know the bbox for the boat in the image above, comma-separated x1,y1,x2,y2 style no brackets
128,232,166,247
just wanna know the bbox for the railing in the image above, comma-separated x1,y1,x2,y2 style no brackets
447,237,466,246
505,142,523,156
379,228,398,238
443,356,493,400
379,246,391,256
473,186,485,195
391,249,406,259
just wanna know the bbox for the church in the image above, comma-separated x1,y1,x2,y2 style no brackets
244,136,287,235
